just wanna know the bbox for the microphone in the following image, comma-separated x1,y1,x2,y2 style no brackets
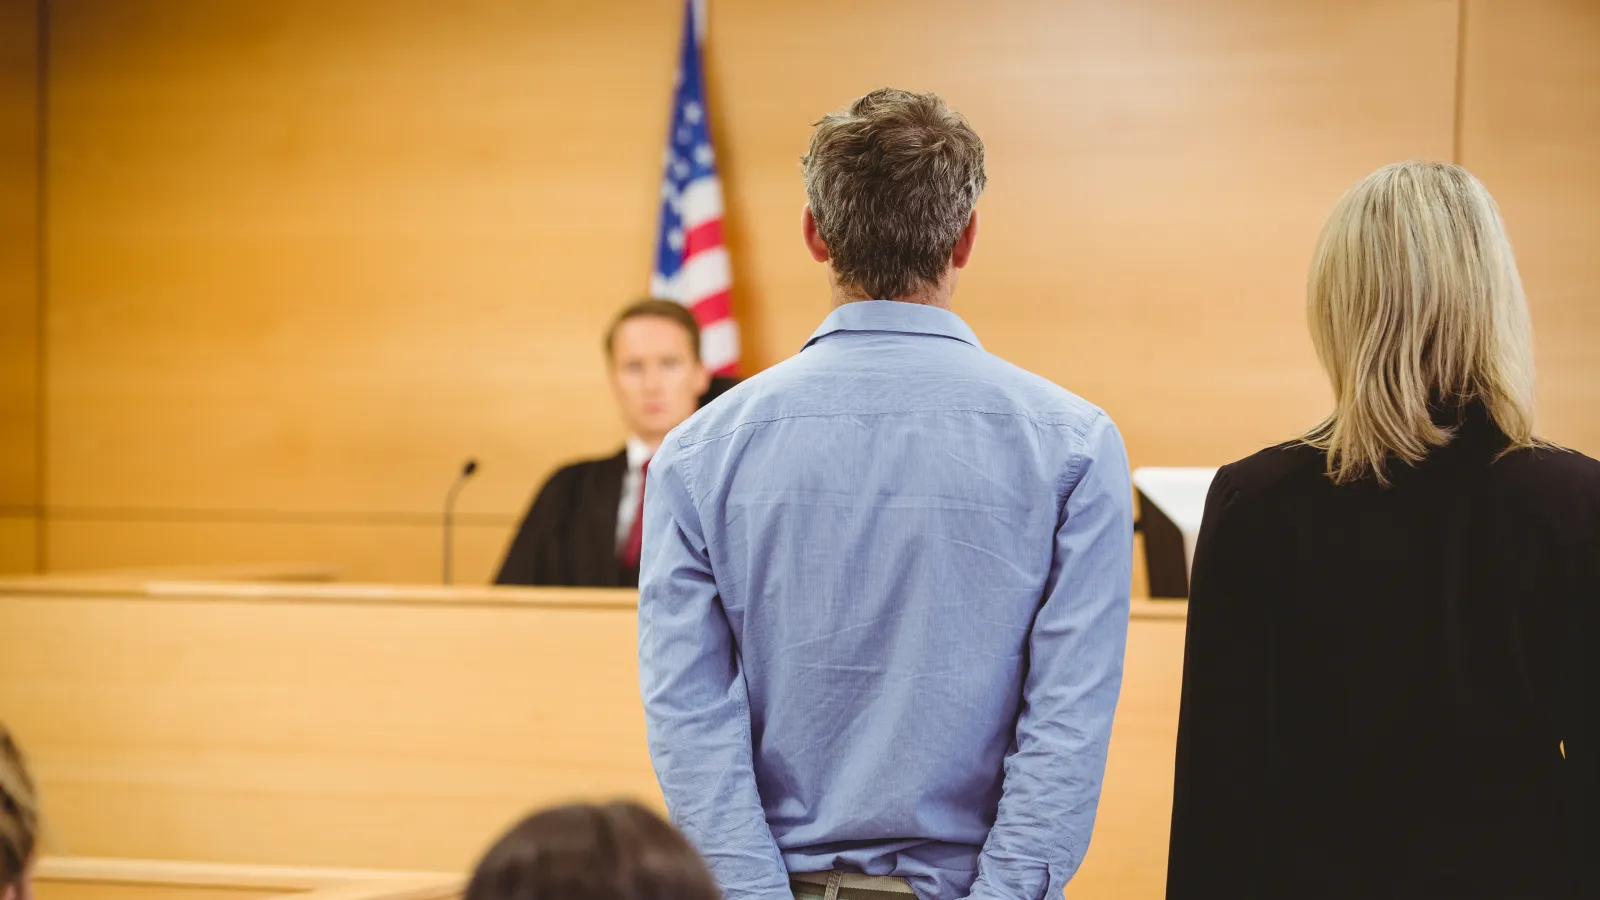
443,458,479,585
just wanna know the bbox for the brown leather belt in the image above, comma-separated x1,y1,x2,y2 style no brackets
791,871,915,900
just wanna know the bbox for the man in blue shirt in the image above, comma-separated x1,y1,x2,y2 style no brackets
638,88,1134,900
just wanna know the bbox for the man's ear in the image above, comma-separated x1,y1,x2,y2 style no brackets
951,210,979,269
802,205,830,262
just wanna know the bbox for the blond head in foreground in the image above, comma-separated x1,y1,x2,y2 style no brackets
1305,160,1538,484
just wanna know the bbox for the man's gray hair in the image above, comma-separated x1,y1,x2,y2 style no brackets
801,88,987,300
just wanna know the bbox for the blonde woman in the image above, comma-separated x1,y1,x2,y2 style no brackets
1166,162,1595,899
1,726,38,900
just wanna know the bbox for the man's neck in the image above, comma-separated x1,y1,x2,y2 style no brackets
829,277,953,310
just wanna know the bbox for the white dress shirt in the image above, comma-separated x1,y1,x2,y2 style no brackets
614,436,653,552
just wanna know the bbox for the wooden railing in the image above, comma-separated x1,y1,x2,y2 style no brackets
34,857,460,900
2,577,1184,899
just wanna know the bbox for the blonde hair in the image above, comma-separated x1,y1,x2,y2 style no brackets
0,726,38,890
1305,160,1537,484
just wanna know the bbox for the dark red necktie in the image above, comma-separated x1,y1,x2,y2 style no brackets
620,458,650,568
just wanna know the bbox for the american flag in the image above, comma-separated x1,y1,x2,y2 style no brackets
651,0,738,376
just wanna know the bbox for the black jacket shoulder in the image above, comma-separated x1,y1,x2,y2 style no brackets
1218,434,1600,510
494,449,628,587
1490,441,1600,502
1211,440,1327,498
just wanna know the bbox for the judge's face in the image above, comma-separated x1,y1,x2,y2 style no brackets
608,316,710,446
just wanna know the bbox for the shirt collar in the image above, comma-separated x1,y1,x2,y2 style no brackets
625,436,653,470
802,300,983,352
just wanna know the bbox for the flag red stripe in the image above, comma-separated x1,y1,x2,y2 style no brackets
687,289,732,325
683,219,724,262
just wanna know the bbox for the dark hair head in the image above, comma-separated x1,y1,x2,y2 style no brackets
604,300,702,362
801,88,986,300
0,725,39,891
465,802,719,900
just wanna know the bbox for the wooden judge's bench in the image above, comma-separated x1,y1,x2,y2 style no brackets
0,575,1186,900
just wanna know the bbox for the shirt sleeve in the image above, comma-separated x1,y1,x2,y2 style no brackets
636,436,792,900
967,412,1135,900
1165,465,1272,899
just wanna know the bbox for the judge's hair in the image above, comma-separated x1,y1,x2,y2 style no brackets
0,725,39,892
1304,160,1537,485
604,299,702,362
464,802,719,900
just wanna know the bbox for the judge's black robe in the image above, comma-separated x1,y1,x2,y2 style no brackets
494,448,634,588
493,376,740,588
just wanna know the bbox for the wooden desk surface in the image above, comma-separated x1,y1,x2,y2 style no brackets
0,562,343,585
0,576,638,609
0,575,1183,617
34,857,461,900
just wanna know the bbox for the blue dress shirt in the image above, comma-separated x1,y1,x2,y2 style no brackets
638,301,1134,900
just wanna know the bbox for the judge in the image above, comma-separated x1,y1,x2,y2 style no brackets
495,300,712,587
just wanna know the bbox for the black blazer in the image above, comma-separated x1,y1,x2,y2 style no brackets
1168,407,1597,899
494,449,635,588
494,377,741,587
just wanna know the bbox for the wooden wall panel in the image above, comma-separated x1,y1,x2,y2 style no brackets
711,0,1459,464
42,1,1467,582
45,518,514,585
45,0,678,519
1459,0,1600,455
0,0,39,573
0,515,38,572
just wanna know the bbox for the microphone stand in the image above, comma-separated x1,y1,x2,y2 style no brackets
443,459,478,585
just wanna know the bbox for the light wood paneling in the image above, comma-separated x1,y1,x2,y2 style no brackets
2,581,1185,892
0,584,653,870
45,561,342,582
0,515,38,573
1064,616,1185,899
41,1,1470,582
1459,0,1600,455
37,881,285,900
34,857,460,900
43,519,513,585
1,0,39,572
45,0,677,519
710,0,1458,465
42,0,1596,582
